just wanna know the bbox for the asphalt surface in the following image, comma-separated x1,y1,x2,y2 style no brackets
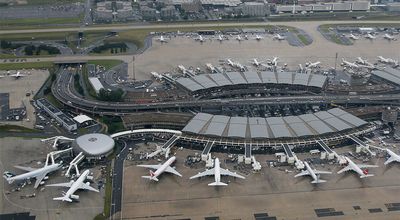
1,20,399,35
111,140,129,219
52,67,400,115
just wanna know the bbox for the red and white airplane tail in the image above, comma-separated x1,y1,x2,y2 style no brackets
141,170,159,181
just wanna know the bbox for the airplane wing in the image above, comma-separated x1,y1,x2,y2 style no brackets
14,165,36,172
164,166,182,177
337,165,353,174
294,170,310,178
137,164,162,170
34,173,47,188
314,170,332,175
47,181,74,188
79,182,99,192
190,168,215,179
357,164,379,169
219,168,245,179
384,157,400,165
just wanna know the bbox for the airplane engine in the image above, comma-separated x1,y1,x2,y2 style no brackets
44,176,49,180
70,194,79,200
86,182,91,186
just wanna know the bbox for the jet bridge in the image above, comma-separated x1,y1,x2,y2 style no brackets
245,144,252,165
317,140,335,160
348,135,376,156
282,144,295,164
202,141,215,161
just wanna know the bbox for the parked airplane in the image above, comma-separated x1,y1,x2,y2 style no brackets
236,35,244,41
10,71,27,79
294,161,332,184
251,58,263,66
341,58,359,68
365,33,376,40
267,57,279,66
348,34,360,40
217,34,225,42
3,163,62,188
150,72,163,81
384,149,400,165
190,158,245,186
377,56,398,64
206,63,216,73
383,34,396,41
137,156,182,181
355,57,375,69
255,35,264,41
195,35,206,42
337,156,378,178
305,61,321,68
48,170,99,202
226,59,235,66
273,34,285,40
155,35,168,43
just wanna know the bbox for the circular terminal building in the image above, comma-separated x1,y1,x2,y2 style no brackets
72,133,115,159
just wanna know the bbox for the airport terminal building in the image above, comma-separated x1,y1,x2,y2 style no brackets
179,108,374,152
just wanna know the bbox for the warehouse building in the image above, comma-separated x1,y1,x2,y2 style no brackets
371,68,400,87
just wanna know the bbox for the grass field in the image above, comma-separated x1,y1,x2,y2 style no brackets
88,60,123,70
0,17,81,27
0,62,53,70
297,34,309,45
0,124,38,133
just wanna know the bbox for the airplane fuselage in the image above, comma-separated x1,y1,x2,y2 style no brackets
64,170,90,199
304,162,317,181
151,156,176,179
6,163,61,184
214,158,221,183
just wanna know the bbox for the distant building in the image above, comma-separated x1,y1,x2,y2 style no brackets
141,6,157,20
240,2,270,17
387,2,400,12
161,5,177,19
275,1,370,13
94,1,133,22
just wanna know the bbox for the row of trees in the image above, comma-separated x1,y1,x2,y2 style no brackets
24,45,60,56
0,40,24,50
92,42,127,54
97,88,124,102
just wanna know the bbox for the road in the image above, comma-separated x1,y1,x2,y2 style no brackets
1,20,399,35
53,67,400,115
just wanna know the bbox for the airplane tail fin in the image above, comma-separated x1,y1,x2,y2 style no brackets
141,176,159,181
311,179,327,184
53,196,72,202
208,181,228,186
360,174,374,178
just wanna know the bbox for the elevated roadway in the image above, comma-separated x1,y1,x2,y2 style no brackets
53,68,400,115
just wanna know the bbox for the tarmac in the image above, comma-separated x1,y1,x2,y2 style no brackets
0,137,104,220
0,69,48,128
121,144,400,220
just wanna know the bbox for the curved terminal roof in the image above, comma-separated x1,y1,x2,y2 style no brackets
73,133,115,156
182,108,367,139
176,72,327,93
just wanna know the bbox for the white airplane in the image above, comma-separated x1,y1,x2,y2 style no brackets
217,34,224,42
273,34,285,40
341,58,359,68
305,61,321,68
195,35,206,42
365,33,376,40
348,34,360,40
190,158,245,186
294,161,332,184
255,35,264,41
10,71,27,79
150,72,163,81
3,163,62,188
337,156,378,178
236,35,244,41
355,57,375,69
47,170,99,202
251,58,263,66
155,35,168,43
206,63,216,73
267,57,279,66
377,56,399,66
137,156,182,181
226,59,235,66
384,149,400,165
383,34,396,41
